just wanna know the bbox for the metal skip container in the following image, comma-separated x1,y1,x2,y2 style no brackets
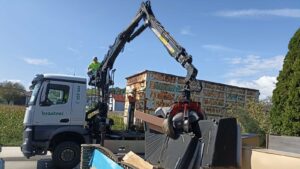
0,145,4,169
123,70,259,125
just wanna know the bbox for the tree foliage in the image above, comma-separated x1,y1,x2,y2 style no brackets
0,81,26,104
227,98,271,135
271,28,300,136
109,87,125,95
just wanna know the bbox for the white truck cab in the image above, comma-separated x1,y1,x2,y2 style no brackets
21,74,91,169
24,74,87,126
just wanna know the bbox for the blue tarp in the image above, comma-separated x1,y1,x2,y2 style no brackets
89,149,124,169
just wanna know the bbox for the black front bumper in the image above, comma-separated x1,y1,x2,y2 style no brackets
21,126,48,158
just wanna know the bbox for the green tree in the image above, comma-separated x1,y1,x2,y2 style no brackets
246,98,271,134
271,28,300,136
0,81,26,104
227,99,271,135
227,99,271,147
109,87,125,95
86,88,99,96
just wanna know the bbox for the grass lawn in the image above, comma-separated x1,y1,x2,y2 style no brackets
0,104,25,146
109,113,125,130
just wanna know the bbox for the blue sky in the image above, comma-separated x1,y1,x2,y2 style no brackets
0,0,299,99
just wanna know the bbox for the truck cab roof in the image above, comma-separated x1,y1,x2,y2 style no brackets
43,74,86,84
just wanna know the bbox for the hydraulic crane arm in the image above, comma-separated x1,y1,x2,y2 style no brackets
91,0,199,146
141,2,198,83
99,1,197,91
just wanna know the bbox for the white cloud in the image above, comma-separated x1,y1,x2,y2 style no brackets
228,76,277,99
225,55,284,77
216,8,300,18
23,58,52,65
180,26,195,36
202,44,243,53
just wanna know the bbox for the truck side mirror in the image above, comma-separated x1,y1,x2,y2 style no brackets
40,87,46,103
39,82,51,106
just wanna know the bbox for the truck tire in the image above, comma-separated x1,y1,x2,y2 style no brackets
52,141,80,169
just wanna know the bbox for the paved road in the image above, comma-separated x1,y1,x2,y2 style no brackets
0,147,79,169
5,160,52,169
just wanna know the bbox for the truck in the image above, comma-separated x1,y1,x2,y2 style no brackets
21,1,239,169
21,74,145,169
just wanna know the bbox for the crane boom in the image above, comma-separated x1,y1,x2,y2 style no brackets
98,0,197,103
90,1,199,146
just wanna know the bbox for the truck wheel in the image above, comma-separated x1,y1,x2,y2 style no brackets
52,141,80,169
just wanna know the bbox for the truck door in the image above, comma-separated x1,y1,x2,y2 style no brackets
70,83,86,125
33,80,72,125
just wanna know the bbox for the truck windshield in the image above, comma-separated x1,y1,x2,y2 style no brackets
28,82,41,105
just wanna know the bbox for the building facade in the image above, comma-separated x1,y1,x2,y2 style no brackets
109,94,125,112
124,70,259,123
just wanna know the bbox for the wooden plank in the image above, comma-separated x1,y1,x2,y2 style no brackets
134,110,164,133
268,135,300,154
123,151,153,169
